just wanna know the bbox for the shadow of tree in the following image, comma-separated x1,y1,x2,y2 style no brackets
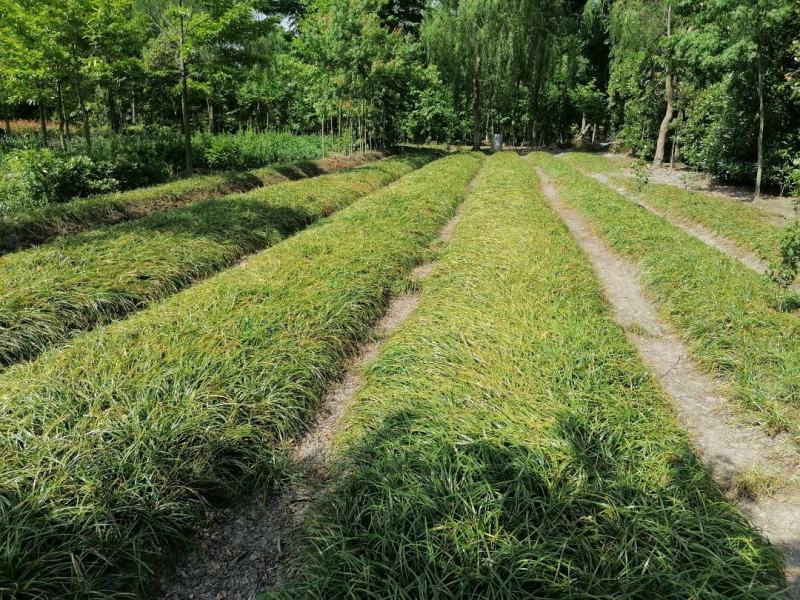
273,408,785,598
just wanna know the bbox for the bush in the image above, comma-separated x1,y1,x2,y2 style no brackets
0,150,118,215
0,131,338,215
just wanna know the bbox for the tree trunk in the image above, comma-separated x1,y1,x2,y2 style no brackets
4,116,10,135
180,64,193,174
58,81,71,141
591,123,597,144
38,102,48,147
207,97,214,133
653,4,673,169
471,49,482,151
580,112,590,137
131,92,137,125
76,84,91,151
107,87,119,134
754,54,765,201
178,1,193,175
56,81,68,150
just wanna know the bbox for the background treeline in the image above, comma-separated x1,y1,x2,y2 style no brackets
0,0,798,199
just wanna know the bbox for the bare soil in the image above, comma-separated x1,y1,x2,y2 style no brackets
155,209,461,600
537,168,800,594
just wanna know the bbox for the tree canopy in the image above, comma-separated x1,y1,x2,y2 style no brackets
0,0,797,192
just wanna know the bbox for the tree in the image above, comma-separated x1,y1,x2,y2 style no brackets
711,0,795,199
609,0,678,168
142,0,270,173
422,0,500,149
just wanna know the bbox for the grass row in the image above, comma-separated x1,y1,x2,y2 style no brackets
269,152,782,599
0,152,484,598
0,152,433,368
0,152,381,254
561,152,788,265
533,152,800,440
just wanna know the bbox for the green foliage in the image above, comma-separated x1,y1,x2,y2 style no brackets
194,132,325,169
0,131,336,214
680,80,758,184
0,153,378,254
0,152,482,598
632,155,652,191
270,153,783,598
399,65,459,143
0,150,118,214
607,0,800,193
769,219,800,289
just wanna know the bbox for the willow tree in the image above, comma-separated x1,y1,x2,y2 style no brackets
505,0,566,144
422,0,500,149
423,0,572,147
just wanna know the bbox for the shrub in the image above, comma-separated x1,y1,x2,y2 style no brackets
194,132,326,170
0,150,118,214
0,131,339,214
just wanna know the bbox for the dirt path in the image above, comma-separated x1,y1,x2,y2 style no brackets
591,172,800,294
537,168,800,595
155,208,463,600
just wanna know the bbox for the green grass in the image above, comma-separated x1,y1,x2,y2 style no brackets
532,152,800,440
0,153,434,368
561,152,788,264
559,150,631,174
268,152,783,599
0,152,483,598
0,153,380,254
